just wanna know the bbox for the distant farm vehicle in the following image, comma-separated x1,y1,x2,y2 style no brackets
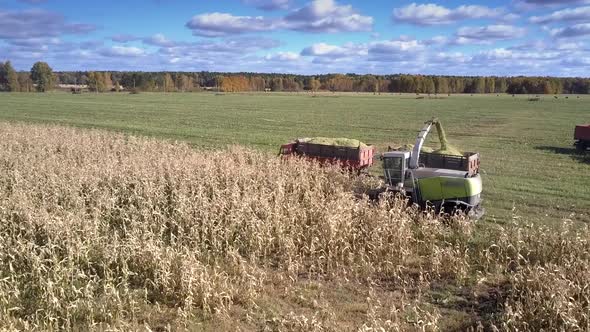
574,124,590,151
279,138,375,173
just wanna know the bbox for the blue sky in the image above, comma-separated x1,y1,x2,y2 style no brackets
1,0,589,76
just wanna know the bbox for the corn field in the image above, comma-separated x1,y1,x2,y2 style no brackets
0,123,588,331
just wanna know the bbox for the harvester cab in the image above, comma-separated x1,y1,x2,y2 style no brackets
382,150,410,189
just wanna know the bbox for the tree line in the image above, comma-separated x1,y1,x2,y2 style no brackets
1,60,589,94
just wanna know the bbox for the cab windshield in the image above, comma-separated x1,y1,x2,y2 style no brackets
383,157,404,186
383,156,402,170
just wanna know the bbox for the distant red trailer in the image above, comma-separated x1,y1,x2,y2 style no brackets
574,124,590,151
280,140,375,171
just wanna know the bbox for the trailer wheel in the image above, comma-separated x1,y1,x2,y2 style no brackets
575,141,587,152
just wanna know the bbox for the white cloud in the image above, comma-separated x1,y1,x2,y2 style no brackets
185,12,278,37
476,48,514,59
392,3,506,25
265,51,300,61
186,0,372,36
531,6,590,24
514,0,590,12
369,39,425,53
425,35,449,45
0,8,96,40
242,0,292,11
143,33,176,47
3,34,589,77
521,0,590,5
298,39,430,67
474,48,560,61
100,46,146,57
8,37,62,49
551,23,590,38
285,0,373,32
456,25,526,43
156,37,280,58
301,42,366,57
301,42,347,56
287,35,589,76
287,0,355,20
430,52,470,64
367,39,427,63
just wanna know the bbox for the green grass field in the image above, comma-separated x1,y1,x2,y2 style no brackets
0,91,588,224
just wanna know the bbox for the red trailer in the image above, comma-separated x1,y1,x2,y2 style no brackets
280,139,375,171
575,124,590,151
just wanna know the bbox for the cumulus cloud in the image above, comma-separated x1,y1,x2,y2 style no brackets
154,37,281,62
463,48,574,75
143,33,176,47
186,0,372,36
8,37,62,49
242,0,292,11
551,23,590,38
474,48,561,63
186,12,278,37
301,43,348,56
0,9,96,39
508,40,587,52
367,39,428,62
514,0,590,11
2,33,284,72
3,0,590,76
265,51,300,61
560,57,590,67
216,36,282,51
430,52,470,65
424,35,449,46
151,38,294,72
530,6,590,24
299,38,429,65
369,39,425,54
301,42,366,57
392,3,506,25
522,0,590,4
2,38,105,69
284,0,373,32
455,25,526,43
3,33,589,77
297,34,548,73
99,46,147,57
476,48,535,60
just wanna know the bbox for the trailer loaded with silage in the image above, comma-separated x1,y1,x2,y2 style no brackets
279,137,376,171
